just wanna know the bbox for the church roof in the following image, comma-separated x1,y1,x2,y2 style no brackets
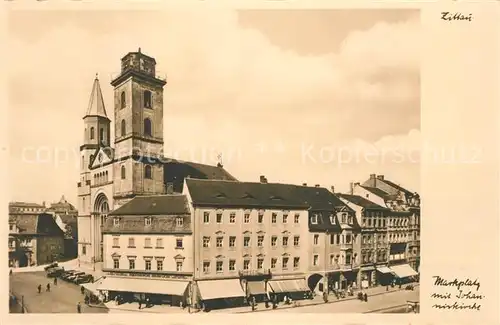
84,75,109,119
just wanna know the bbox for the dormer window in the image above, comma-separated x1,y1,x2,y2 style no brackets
145,217,152,226
311,214,318,224
341,213,347,223
348,215,353,225
329,214,336,224
113,218,120,226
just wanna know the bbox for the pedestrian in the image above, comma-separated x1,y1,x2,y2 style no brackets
54,277,58,285
37,284,42,294
77,302,82,314
386,285,389,291
9,269,13,276
81,286,85,295
46,283,51,292
84,295,89,305
364,293,368,302
399,283,402,289
138,300,142,310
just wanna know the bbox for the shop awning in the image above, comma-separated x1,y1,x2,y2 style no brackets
390,264,418,278
247,281,267,295
197,279,245,300
96,276,188,296
376,266,393,274
268,279,309,293
82,278,105,294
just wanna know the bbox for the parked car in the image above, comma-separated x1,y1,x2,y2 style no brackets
44,262,58,271
67,272,85,282
61,270,78,280
47,267,64,278
74,274,94,284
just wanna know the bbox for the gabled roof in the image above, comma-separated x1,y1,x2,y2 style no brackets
89,146,115,168
9,213,65,236
360,185,391,199
378,179,414,196
109,194,190,216
84,76,109,119
337,193,389,210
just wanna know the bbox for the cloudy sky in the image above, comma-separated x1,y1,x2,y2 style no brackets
8,9,421,205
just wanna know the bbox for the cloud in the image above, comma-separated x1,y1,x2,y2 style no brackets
7,9,420,203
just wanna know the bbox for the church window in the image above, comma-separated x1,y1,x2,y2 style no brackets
81,156,85,169
144,118,152,137
120,91,126,109
145,165,152,179
121,165,126,179
143,90,152,108
100,128,104,143
121,119,126,137
105,171,108,182
90,127,95,140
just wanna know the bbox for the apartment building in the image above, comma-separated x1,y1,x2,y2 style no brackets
184,177,312,306
98,194,193,306
9,213,65,267
337,193,391,287
303,185,361,294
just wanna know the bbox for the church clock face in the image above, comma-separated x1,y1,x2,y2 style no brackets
98,153,103,163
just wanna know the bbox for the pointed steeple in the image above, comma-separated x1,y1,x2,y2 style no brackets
84,74,109,119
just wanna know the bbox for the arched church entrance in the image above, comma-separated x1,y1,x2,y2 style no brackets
93,193,109,261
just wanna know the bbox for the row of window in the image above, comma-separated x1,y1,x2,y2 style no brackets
312,253,356,266
119,164,153,180
388,219,410,227
203,211,301,224
120,90,152,109
202,256,301,273
113,236,184,249
361,252,387,263
362,218,386,228
311,213,353,225
202,234,302,248
119,118,152,138
113,258,183,272
362,234,387,244
88,127,106,142
93,171,109,185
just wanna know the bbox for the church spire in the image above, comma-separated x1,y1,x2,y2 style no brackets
84,74,109,119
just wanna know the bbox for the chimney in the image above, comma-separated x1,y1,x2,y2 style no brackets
166,183,174,194
302,183,307,186
349,182,354,195
315,184,320,188
217,162,223,168
260,175,268,184
376,175,384,180
330,186,335,193
370,174,376,179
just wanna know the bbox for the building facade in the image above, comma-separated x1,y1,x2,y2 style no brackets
184,178,312,306
9,213,65,267
337,193,390,287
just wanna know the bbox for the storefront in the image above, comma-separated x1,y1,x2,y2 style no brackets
360,266,375,288
341,270,359,290
245,281,268,302
375,266,393,286
96,276,189,306
196,278,246,311
389,264,418,284
267,278,310,301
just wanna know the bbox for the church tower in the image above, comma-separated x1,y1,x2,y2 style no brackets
111,49,167,207
78,75,111,263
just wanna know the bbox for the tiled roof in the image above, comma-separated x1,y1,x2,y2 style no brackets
360,185,391,198
379,179,414,196
9,213,65,236
103,215,191,234
337,194,389,210
186,179,352,211
109,194,190,216
9,202,44,208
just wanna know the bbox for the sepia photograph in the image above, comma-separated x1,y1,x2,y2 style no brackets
9,4,493,319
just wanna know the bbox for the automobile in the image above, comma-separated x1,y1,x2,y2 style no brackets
67,272,85,282
74,274,94,284
47,267,64,278
44,262,58,271
61,270,78,280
